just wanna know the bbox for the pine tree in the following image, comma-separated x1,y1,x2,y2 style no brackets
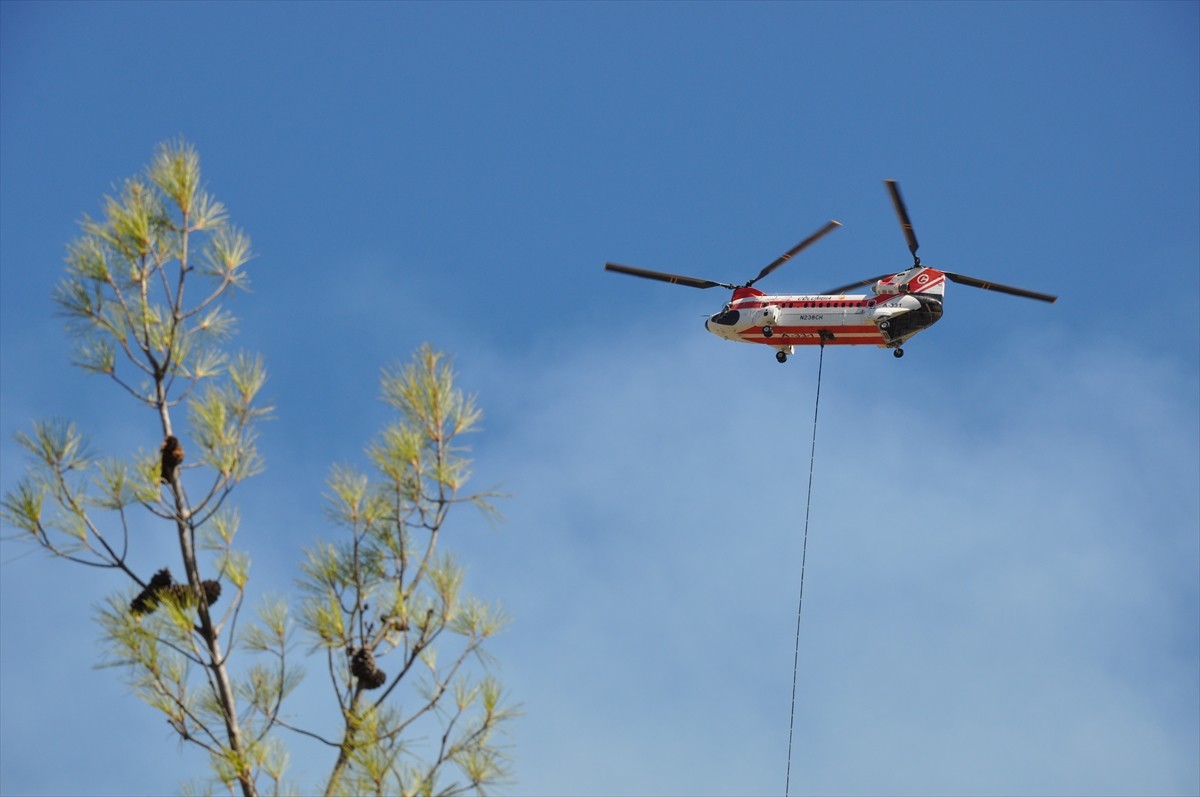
1,141,515,796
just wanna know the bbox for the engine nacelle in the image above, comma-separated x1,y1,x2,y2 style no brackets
874,278,901,295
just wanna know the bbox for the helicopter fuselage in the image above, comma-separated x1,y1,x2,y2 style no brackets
704,266,945,357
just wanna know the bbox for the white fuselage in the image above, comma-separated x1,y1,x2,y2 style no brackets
704,277,943,351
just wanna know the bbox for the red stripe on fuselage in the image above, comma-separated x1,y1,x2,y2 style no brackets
737,325,887,346
732,301,872,310
738,325,881,337
741,335,887,346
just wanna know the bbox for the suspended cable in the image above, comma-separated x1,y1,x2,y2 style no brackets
785,343,824,797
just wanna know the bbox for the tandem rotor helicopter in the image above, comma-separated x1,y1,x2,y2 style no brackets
605,180,1057,362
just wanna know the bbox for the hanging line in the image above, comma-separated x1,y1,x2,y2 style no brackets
785,343,825,797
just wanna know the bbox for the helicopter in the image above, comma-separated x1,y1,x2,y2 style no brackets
604,180,1057,362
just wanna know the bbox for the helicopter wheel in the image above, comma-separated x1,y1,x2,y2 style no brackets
893,348,905,359
776,351,788,364
762,325,774,338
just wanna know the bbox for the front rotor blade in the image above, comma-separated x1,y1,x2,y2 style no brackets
821,273,897,295
885,180,920,264
747,220,842,286
604,262,733,290
944,272,1058,303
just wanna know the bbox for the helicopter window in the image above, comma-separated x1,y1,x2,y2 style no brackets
709,309,741,326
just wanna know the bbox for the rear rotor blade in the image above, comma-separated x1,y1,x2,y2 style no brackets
821,273,897,295
885,180,920,265
604,262,734,290
747,220,842,287
944,272,1057,303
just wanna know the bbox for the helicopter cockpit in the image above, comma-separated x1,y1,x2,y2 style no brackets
707,308,740,326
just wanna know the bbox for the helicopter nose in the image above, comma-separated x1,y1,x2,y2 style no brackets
707,309,740,333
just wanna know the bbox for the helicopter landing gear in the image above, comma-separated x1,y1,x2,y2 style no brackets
762,325,774,338
776,350,788,364
893,348,905,359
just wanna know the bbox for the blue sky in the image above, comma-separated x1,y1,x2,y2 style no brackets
1,2,1197,795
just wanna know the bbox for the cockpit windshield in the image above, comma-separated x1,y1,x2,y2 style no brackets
709,309,741,326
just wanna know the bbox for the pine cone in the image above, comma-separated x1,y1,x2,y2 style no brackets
164,581,222,608
349,647,374,678
130,570,220,614
164,584,192,605
360,667,387,690
148,568,174,590
350,648,387,690
160,435,185,484
130,568,175,614
201,579,221,606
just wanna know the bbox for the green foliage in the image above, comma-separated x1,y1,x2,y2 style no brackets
4,141,275,796
51,138,252,408
298,347,516,796
2,141,514,797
